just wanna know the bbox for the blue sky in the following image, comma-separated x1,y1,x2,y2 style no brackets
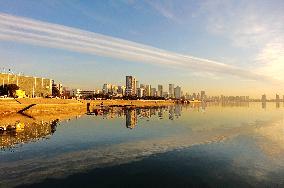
0,0,283,97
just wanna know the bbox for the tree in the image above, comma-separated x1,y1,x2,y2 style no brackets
0,84,20,97
52,86,60,97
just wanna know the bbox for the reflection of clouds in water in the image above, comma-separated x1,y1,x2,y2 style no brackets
1,104,284,187
2,118,284,188
254,121,284,158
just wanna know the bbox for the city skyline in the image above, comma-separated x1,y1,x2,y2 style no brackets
0,1,284,98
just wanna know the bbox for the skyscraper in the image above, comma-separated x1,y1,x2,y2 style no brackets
158,85,163,97
151,88,157,97
201,91,206,101
145,85,151,96
125,76,136,96
169,84,174,98
102,83,112,94
261,94,266,102
137,87,144,98
276,94,280,102
174,86,181,99
133,77,137,95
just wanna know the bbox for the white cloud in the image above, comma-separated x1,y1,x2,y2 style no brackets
0,13,279,83
197,0,284,81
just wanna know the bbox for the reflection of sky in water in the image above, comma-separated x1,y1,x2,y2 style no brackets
1,102,284,187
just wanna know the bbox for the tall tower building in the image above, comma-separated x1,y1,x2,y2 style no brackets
174,86,181,99
169,84,174,98
126,76,136,96
201,91,205,101
276,94,280,102
261,94,266,102
158,85,163,97
145,85,151,96
102,83,112,94
125,76,136,96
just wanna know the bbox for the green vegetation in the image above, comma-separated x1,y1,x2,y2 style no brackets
0,84,20,97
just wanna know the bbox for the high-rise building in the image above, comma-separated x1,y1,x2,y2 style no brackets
151,88,157,97
174,86,181,99
102,83,112,94
169,84,174,98
125,76,136,96
201,91,206,101
276,94,280,102
137,88,144,98
133,77,137,95
261,94,266,102
158,85,163,97
136,81,139,89
145,85,151,96
193,93,197,99
117,86,126,95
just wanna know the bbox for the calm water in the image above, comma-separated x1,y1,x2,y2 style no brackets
1,102,284,188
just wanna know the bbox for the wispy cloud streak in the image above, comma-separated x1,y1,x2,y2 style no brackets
0,13,277,82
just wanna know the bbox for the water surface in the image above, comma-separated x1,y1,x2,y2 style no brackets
1,102,284,187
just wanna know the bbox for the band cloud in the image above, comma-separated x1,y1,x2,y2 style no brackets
0,13,278,83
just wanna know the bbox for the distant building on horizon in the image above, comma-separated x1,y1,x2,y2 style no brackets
261,94,266,102
145,84,151,96
137,87,144,98
117,86,126,96
151,87,157,97
276,94,280,102
174,86,182,99
169,84,174,98
125,76,137,96
201,91,206,101
102,83,112,94
158,85,163,97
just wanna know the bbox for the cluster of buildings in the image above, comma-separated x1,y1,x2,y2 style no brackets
124,75,182,98
3,70,283,102
67,75,184,99
261,94,284,102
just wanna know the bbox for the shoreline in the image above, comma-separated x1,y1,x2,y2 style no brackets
0,98,175,117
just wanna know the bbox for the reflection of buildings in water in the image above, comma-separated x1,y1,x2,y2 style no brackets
276,102,280,108
174,105,182,117
220,102,250,107
262,102,266,109
0,119,59,150
90,108,124,119
150,109,156,116
125,109,138,129
201,102,207,111
138,109,151,118
168,105,182,120
169,106,174,120
158,108,163,119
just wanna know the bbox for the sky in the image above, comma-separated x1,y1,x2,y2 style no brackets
0,0,283,98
